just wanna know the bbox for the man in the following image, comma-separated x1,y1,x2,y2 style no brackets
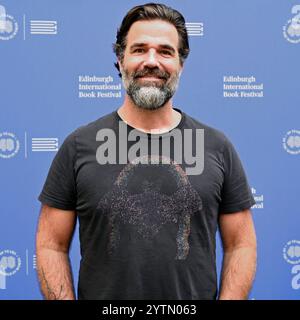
36,3,257,300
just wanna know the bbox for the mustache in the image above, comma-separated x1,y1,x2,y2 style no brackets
133,68,170,80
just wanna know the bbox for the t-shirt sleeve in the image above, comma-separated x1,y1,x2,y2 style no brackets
38,132,77,211
219,136,255,214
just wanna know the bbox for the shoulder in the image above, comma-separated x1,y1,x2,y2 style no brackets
182,111,233,153
63,111,117,143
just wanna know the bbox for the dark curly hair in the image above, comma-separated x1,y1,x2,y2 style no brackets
113,3,190,77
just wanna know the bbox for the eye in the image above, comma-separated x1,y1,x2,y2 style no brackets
160,50,173,57
133,48,145,53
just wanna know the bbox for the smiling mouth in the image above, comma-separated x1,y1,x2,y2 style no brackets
137,76,166,81
141,76,162,80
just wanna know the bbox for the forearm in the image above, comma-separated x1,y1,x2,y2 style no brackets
218,246,257,300
36,247,76,300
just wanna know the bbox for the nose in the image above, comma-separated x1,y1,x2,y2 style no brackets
143,48,160,68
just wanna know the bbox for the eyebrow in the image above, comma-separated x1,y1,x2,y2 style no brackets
129,43,176,54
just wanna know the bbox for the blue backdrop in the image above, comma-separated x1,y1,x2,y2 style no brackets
0,0,299,300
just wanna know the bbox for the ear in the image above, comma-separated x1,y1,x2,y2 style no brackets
117,59,124,78
117,59,123,72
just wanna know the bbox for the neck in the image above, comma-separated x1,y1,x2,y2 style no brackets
117,94,181,134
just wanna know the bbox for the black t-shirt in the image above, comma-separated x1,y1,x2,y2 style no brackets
38,108,255,300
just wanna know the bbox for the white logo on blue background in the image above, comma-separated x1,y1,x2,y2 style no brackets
0,132,20,158
0,250,21,277
283,129,300,155
31,137,58,152
0,4,18,40
283,5,300,44
283,240,300,265
30,20,57,35
185,22,204,37
0,250,21,289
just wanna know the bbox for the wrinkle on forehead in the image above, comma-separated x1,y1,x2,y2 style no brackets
126,20,179,51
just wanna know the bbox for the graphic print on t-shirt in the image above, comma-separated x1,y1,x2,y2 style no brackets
97,155,203,260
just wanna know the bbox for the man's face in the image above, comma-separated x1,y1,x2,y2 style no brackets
119,19,183,110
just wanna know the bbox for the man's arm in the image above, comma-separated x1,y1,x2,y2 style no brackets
218,209,257,300
36,204,77,300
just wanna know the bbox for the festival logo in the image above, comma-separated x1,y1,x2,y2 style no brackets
283,240,300,265
0,250,21,276
283,130,300,155
30,20,57,35
0,4,18,40
283,5,300,44
0,132,20,159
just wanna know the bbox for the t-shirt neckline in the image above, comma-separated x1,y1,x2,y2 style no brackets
114,107,186,139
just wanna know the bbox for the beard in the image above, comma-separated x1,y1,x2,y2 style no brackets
120,65,180,110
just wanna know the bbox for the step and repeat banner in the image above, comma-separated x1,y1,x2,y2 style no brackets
0,0,299,300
